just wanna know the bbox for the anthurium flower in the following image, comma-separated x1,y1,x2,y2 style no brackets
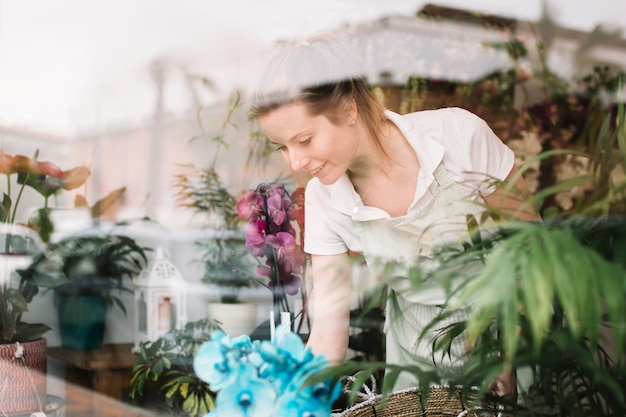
0,148,93,244
14,154,64,177
0,150,17,174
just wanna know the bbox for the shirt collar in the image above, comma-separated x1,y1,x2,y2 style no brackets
327,110,446,220
384,110,444,178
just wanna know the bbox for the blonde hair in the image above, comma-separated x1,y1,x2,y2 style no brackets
249,35,388,157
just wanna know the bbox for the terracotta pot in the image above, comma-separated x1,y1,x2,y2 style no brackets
0,338,47,414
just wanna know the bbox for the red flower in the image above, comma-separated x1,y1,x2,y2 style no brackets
289,187,305,244
14,155,64,178
289,187,305,227
0,148,92,240
0,150,17,175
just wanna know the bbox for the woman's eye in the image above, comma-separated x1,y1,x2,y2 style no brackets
299,137,312,145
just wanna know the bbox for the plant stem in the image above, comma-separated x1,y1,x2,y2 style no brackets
11,172,31,225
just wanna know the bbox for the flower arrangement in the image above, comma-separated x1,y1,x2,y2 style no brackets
193,325,340,417
236,183,305,319
0,148,90,244
0,149,91,344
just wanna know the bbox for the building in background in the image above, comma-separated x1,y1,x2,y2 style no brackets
4,4,626,231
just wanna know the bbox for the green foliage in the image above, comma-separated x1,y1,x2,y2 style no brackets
0,281,51,344
411,216,626,416
174,90,246,229
0,225,49,344
332,75,626,415
173,164,240,229
129,318,221,417
18,234,149,314
196,232,259,303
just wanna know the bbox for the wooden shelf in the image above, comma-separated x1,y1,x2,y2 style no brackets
47,343,151,417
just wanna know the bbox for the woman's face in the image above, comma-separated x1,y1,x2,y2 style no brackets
258,101,358,185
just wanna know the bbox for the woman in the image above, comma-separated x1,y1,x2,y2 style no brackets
249,35,538,391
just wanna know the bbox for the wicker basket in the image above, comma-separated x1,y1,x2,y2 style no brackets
333,386,496,417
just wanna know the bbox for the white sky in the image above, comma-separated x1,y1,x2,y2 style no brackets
0,0,624,136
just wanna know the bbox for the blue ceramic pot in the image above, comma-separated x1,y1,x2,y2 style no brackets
56,294,108,350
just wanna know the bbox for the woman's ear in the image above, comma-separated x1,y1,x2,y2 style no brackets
347,98,357,124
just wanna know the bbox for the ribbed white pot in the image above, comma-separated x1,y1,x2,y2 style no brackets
206,302,259,337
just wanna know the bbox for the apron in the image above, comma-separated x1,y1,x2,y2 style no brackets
355,162,487,390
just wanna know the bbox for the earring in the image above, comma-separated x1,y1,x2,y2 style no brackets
350,119,356,125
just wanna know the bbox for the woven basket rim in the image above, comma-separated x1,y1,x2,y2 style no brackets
332,385,485,417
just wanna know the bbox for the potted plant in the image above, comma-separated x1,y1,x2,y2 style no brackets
129,318,221,417
174,164,265,334
196,230,265,336
328,71,626,416
19,233,149,350
424,84,626,416
0,148,91,414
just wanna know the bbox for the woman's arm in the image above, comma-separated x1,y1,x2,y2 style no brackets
483,164,542,222
305,252,353,364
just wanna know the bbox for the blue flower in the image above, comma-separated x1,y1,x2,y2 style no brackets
256,328,306,390
216,362,276,417
276,349,341,417
282,357,341,412
275,326,307,362
193,331,254,391
275,393,335,417
194,325,340,417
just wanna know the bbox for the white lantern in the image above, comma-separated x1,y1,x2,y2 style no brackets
133,246,187,352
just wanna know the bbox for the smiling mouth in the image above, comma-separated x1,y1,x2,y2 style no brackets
310,162,326,176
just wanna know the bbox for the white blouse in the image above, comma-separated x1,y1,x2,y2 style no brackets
303,107,514,256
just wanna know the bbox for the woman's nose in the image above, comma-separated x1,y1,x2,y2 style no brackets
287,148,309,172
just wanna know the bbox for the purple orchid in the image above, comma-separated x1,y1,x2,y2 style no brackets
245,219,267,257
236,189,264,220
236,182,306,316
267,192,287,228
266,232,302,272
